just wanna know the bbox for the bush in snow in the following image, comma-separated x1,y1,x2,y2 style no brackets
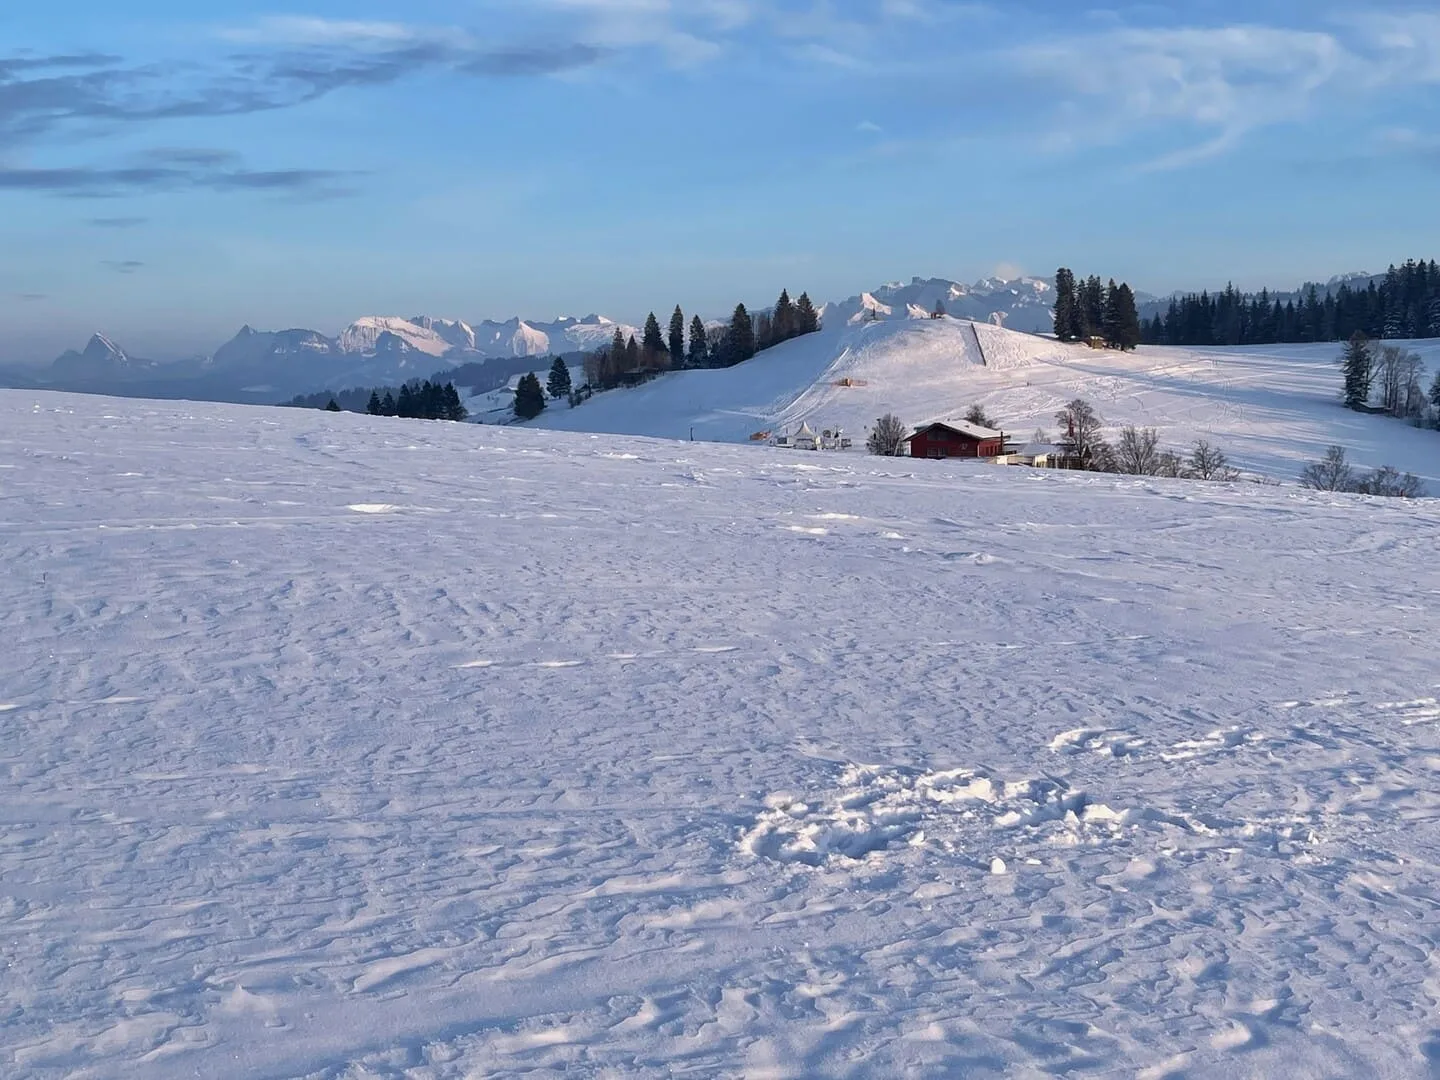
964,404,995,429
1356,465,1426,498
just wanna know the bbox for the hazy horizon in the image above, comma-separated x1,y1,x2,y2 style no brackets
4,1,1439,362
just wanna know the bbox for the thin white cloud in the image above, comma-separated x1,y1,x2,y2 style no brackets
219,16,428,47
1006,14,1440,170
512,0,755,67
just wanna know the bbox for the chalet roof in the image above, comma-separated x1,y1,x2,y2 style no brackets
906,418,1004,441
1019,442,1064,457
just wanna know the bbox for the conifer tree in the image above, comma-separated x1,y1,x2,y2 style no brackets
381,390,396,416
795,293,820,334
773,289,795,343
444,383,467,421
642,312,665,357
688,315,708,367
325,398,341,412
513,372,546,420
546,356,572,400
668,306,685,367
727,303,756,365
1081,276,1105,339
397,384,415,419
1102,279,1122,347
1430,369,1440,425
1341,332,1374,410
367,390,382,415
1053,268,1080,341
625,335,640,371
605,327,627,385
1112,283,1141,350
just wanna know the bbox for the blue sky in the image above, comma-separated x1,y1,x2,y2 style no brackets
2,1,1439,361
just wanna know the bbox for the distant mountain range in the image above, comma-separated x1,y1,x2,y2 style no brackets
0,271,1360,405
818,276,1064,332
3,314,645,404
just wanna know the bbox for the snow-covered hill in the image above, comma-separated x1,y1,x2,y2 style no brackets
530,319,1440,487
4,389,1438,1077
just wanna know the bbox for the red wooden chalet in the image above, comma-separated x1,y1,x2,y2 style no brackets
905,419,1005,460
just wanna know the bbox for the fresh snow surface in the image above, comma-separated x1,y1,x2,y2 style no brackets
3,389,1440,1078
533,319,1440,486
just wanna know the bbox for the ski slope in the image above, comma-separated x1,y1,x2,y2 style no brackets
3,389,1440,1078
528,320,1440,487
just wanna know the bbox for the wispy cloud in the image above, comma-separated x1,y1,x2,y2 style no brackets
101,260,144,274
1005,13,1440,169
0,29,608,145
88,216,149,228
0,26,610,200
218,17,425,47
0,159,352,199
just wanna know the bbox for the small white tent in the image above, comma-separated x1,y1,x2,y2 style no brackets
793,422,818,450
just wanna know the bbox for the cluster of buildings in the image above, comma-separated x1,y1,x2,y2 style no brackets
772,417,1080,468
904,420,1079,468
771,423,852,451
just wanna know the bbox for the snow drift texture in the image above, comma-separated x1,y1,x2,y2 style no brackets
2,390,1438,1078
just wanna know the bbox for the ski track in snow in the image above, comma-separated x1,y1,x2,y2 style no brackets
1,392,1439,1078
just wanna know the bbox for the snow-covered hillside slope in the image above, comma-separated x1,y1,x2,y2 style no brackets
532,319,1440,486
533,318,1063,444
4,391,1440,1078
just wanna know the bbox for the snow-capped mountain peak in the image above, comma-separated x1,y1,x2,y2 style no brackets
84,333,129,364
820,275,1056,333
338,317,453,359
407,316,477,352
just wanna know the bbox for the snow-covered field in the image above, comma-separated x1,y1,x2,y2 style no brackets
525,320,1440,488
4,390,1440,1078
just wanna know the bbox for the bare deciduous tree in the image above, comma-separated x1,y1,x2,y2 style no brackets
964,404,994,429
1055,399,1105,468
867,414,909,457
1299,445,1356,492
1114,425,1161,476
1374,345,1423,417
1188,440,1239,482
